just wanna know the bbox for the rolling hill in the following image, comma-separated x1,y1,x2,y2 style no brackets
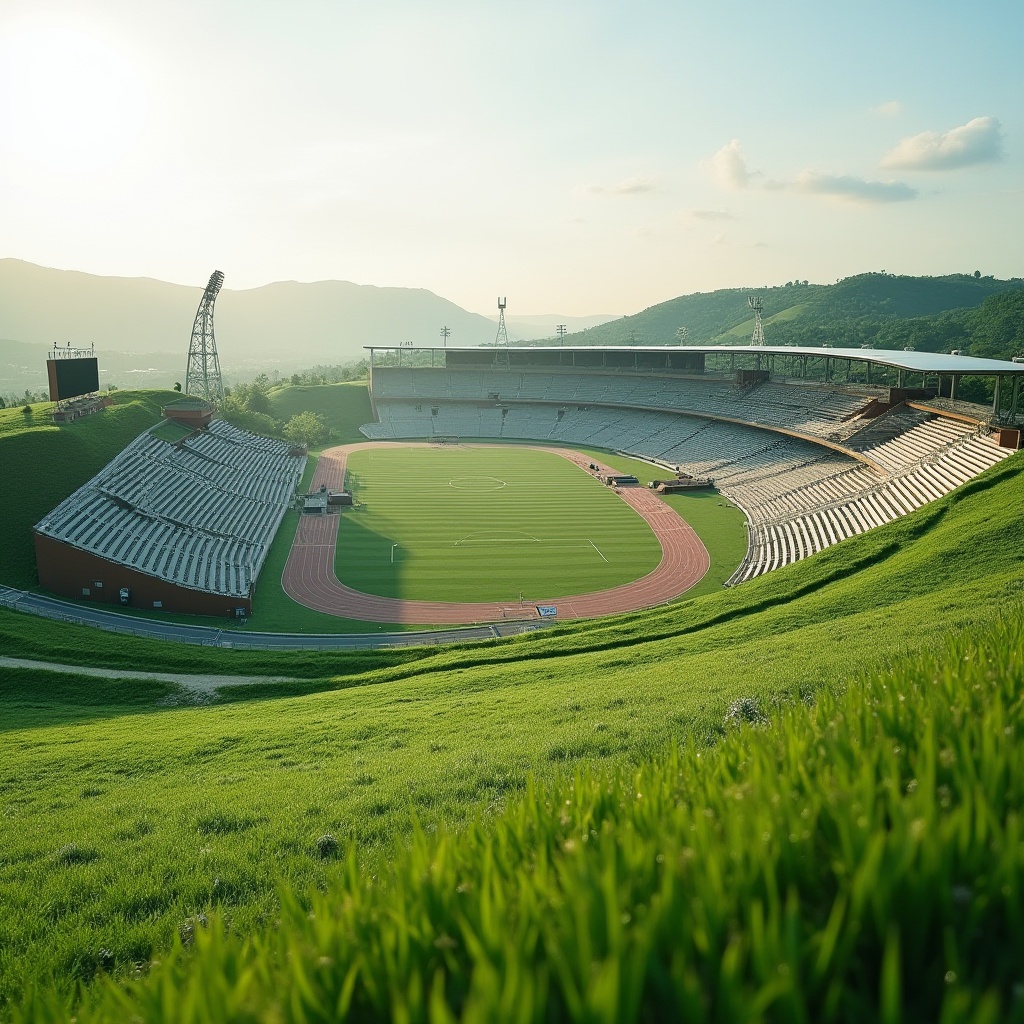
564,272,1024,357
0,260,500,371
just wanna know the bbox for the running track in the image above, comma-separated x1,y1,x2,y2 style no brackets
282,443,710,625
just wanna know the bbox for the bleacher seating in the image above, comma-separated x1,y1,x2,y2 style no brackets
366,367,1013,585
35,419,305,598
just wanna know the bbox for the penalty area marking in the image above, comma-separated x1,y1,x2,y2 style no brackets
454,531,541,546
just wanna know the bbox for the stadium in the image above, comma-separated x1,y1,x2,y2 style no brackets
26,341,1022,626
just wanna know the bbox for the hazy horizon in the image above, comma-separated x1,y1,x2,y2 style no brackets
1,1,1021,315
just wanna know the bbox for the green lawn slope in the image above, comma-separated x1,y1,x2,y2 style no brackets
26,609,1024,1022
1,452,1022,1013
267,381,372,442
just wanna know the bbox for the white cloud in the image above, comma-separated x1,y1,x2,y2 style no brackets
795,171,917,204
872,100,903,118
706,139,750,190
586,176,655,196
688,209,734,221
881,116,1003,171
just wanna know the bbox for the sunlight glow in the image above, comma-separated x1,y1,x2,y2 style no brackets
0,24,146,174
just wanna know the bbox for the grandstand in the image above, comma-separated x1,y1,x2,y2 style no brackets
34,418,305,616
362,346,1021,584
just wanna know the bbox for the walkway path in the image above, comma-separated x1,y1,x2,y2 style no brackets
0,656,298,695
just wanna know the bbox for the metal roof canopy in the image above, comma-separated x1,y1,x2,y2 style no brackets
363,344,1024,376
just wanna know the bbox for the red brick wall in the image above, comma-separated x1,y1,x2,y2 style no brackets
34,533,251,618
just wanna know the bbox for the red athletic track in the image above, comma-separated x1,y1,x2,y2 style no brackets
282,443,710,625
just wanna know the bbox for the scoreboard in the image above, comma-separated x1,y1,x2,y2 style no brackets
47,357,100,402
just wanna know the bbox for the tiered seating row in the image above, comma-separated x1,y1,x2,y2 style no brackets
371,367,872,440
35,421,305,597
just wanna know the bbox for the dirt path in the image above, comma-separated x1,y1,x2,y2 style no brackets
0,656,299,696
282,443,711,625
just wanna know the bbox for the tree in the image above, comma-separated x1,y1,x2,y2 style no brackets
283,411,329,448
173,382,182,392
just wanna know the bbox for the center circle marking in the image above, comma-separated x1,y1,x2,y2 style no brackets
448,476,507,490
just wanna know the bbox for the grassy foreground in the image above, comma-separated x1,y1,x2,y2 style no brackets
14,609,1024,1022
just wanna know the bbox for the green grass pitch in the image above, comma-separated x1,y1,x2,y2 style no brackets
336,445,664,602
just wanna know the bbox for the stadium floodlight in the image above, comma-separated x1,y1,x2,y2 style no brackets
556,324,567,346
495,298,509,346
185,271,226,404
748,295,765,346
441,326,451,348
495,297,510,368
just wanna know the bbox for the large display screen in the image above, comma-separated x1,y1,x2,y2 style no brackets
47,357,100,401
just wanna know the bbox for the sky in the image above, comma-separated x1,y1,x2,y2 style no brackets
0,0,1021,315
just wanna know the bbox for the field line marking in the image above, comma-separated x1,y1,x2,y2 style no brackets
588,539,609,562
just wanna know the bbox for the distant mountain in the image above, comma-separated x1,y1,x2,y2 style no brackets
485,313,622,342
0,260,501,373
564,273,1023,349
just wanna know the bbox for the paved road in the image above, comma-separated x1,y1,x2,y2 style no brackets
0,585,550,651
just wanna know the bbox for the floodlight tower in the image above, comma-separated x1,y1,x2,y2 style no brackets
748,294,766,346
495,297,509,347
185,270,226,404
556,324,567,346
440,325,451,347
495,297,510,368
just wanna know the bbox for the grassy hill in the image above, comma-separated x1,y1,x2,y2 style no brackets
564,273,1023,353
0,260,500,367
25,609,1023,1022
2,445,1023,1014
266,380,372,441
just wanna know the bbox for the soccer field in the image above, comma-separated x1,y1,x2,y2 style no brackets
335,445,663,602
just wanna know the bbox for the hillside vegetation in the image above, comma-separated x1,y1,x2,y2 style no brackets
1,450,1022,1015
266,380,372,440
566,273,1024,363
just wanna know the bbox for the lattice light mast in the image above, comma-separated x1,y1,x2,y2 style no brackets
185,270,226,404
748,294,766,346
495,297,509,347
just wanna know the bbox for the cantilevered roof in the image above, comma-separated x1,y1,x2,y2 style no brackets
364,344,1024,376
691,345,1024,375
